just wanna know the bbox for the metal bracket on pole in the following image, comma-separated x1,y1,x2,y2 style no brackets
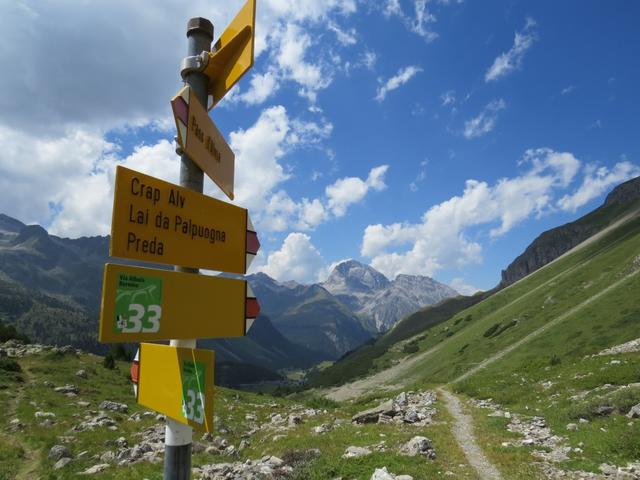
180,51,209,79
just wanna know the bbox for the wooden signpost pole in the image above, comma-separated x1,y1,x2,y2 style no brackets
163,17,213,480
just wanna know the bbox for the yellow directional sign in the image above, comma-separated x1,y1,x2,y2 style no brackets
135,343,215,433
204,0,256,108
99,263,260,343
109,166,259,273
171,85,235,200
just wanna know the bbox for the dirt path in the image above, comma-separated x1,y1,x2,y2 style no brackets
438,388,502,480
3,362,42,480
452,267,640,384
324,342,447,401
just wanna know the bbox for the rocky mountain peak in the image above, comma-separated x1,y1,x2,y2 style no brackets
324,260,390,294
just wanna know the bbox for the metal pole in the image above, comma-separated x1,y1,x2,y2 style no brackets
164,16,213,480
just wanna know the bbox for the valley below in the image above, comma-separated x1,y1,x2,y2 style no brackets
1,180,640,479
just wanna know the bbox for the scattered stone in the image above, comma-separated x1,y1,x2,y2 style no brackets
626,403,640,419
370,467,412,480
34,411,56,419
595,405,614,416
54,384,79,395
343,446,372,459
48,445,71,461
53,457,72,470
77,401,91,408
78,463,110,474
566,423,578,431
352,391,436,426
72,413,117,432
288,414,303,426
598,337,640,356
76,369,88,379
399,436,436,459
99,401,128,413
313,423,332,434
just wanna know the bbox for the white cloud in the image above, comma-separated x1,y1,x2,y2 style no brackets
361,148,583,279
326,165,389,216
561,85,575,95
485,18,537,82
383,0,439,42
409,159,429,192
441,90,456,106
450,278,480,296
375,65,423,102
328,22,357,45
557,161,640,212
258,232,325,283
463,99,506,139
233,70,280,106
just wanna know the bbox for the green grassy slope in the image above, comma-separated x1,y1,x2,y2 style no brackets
0,347,477,479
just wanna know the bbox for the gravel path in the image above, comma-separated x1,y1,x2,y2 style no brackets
438,388,503,480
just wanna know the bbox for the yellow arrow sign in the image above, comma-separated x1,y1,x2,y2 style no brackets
134,343,215,433
204,0,256,108
98,264,260,343
171,85,235,200
109,166,259,273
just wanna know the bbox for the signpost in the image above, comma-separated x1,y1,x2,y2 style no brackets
204,0,256,109
99,263,259,343
171,85,235,200
99,1,258,477
109,165,259,273
132,343,216,433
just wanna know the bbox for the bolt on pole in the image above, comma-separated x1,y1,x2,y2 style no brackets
163,16,213,480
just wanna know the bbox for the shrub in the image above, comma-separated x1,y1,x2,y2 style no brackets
458,344,470,354
549,354,562,366
446,331,455,337
483,323,501,338
110,344,132,361
493,320,518,337
464,314,473,322
403,342,419,354
103,352,116,369
306,396,339,410
0,358,22,372
454,317,463,325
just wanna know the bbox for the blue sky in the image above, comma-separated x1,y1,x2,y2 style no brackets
1,1,639,293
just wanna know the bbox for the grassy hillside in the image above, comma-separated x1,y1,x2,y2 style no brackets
321,211,640,476
0,346,475,479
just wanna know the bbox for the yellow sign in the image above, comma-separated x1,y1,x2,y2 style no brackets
137,343,215,433
171,85,235,200
99,263,260,343
204,0,256,108
109,166,259,273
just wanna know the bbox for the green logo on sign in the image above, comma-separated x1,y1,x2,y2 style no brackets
181,360,206,424
114,273,163,334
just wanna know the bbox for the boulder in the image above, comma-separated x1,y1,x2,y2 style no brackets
343,446,372,459
99,401,128,413
626,403,640,419
400,436,435,459
48,445,71,461
53,457,72,470
352,400,395,424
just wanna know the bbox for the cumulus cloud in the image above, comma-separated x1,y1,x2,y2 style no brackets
463,99,506,139
375,66,423,102
326,166,389,216
258,232,325,283
361,148,585,279
557,161,640,212
485,18,537,82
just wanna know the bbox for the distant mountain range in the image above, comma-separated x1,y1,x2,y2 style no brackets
0,213,459,379
321,260,458,332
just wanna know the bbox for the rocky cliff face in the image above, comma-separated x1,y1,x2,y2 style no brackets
500,176,640,287
322,260,458,332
